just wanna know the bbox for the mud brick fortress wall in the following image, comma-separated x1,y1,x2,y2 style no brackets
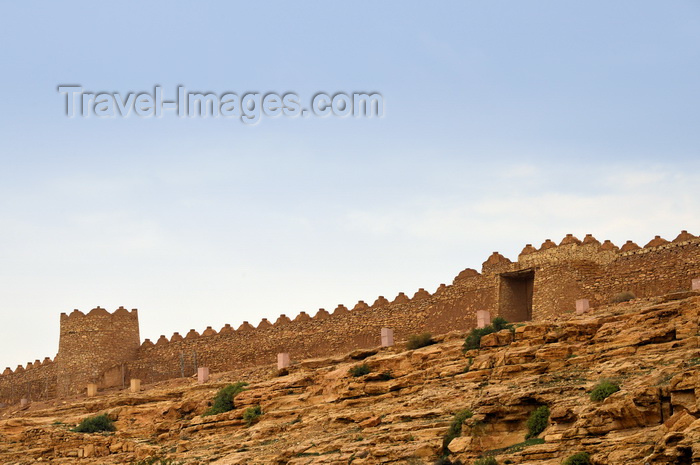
1,231,699,403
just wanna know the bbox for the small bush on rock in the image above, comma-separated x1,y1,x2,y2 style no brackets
203,382,248,416
442,409,474,451
526,405,550,439
474,457,498,465
349,363,371,377
590,380,620,402
504,437,545,452
72,414,115,433
611,291,635,303
492,317,512,332
432,458,463,465
407,333,435,350
562,452,591,465
463,318,513,351
464,328,489,351
131,458,183,465
243,405,263,426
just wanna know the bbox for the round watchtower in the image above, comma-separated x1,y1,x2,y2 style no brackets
55,307,140,396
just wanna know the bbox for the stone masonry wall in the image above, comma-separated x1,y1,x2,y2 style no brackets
509,232,700,321
597,238,700,299
54,307,140,397
126,232,700,385
127,278,485,384
0,359,57,405
1,230,698,400
530,261,602,320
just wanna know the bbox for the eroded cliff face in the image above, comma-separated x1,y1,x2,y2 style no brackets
1,293,700,465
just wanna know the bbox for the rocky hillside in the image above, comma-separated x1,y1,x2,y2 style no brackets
1,292,700,465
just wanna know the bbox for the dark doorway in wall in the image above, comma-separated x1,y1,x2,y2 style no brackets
498,270,534,322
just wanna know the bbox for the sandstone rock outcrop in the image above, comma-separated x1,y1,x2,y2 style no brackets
1,292,700,464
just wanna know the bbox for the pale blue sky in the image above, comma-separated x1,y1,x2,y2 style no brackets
1,2,699,369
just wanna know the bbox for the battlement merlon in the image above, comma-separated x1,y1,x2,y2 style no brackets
60,306,138,323
492,231,700,271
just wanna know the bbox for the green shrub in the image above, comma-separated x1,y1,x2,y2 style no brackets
432,458,460,465
407,333,435,350
203,382,248,416
492,317,512,332
526,405,550,439
562,452,591,465
589,380,620,402
611,291,635,303
72,414,115,433
349,363,371,377
464,357,473,373
243,405,263,426
474,457,498,465
463,318,512,351
505,437,545,451
442,409,474,451
464,328,489,350
131,458,183,465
